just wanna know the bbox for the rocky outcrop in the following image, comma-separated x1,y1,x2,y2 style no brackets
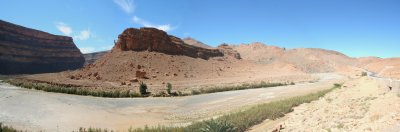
217,44,241,59
0,20,85,74
113,27,224,59
183,37,213,49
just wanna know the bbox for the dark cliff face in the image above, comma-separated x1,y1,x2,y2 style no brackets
113,27,224,60
0,20,85,74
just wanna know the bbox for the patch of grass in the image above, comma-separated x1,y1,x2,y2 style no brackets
364,96,377,101
76,127,114,132
6,79,141,98
125,84,339,132
191,81,288,96
200,119,237,132
337,123,345,129
5,79,296,98
333,83,342,88
0,123,22,132
361,72,368,76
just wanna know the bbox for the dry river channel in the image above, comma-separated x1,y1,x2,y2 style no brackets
0,73,344,132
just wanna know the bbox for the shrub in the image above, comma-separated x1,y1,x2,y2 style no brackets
166,83,172,94
334,83,342,88
200,119,237,132
191,81,287,95
361,72,368,76
139,82,147,95
191,90,201,95
0,123,22,132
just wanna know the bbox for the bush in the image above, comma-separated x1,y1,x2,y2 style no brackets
139,82,148,95
361,72,368,76
201,119,237,132
166,83,172,94
191,90,201,95
6,79,141,98
334,83,342,88
0,123,22,132
191,81,287,95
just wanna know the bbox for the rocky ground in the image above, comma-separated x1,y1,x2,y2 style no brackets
20,50,314,94
250,77,400,132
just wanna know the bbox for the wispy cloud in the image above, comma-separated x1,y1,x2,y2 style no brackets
56,22,72,36
113,0,134,14
79,47,96,54
74,29,91,40
56,22,92,41
132,16,174,32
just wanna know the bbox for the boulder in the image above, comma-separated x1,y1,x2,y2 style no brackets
218,44,241,59
129,78,139,82
135,70,147,79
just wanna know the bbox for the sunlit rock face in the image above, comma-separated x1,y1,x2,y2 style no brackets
113,27,225,59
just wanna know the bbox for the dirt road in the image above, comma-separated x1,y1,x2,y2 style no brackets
0,73,344,131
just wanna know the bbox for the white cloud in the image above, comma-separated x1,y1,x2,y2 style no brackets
113,0,134,14
132,16,173,32
79,47,95,54
74,29,91,41
56,22,72,36
55,23,92,41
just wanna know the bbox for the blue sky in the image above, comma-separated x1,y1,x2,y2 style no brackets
0,0,399,58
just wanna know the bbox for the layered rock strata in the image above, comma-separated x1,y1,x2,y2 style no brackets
0,20,84,74
113,27,224,59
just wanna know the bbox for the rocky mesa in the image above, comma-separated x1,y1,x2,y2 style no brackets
0,20,85,74
114,27,225,60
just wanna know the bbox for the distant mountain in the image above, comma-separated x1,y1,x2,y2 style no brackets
230,42,356,73
183,37,213,49
83,51,109,65
362,58,400,79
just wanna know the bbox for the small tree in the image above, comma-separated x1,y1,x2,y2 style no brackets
139,82,147,95
166,83,172,94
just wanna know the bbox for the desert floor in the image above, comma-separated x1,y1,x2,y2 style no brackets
0,73,343,131
249,77,400,132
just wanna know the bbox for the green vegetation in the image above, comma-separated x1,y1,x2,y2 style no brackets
6,79,141,98
0,123,22,132
84,84,340,132
190,81,289,95
200,119,237,132
361,72,368,76
139,82,148,96
166,83,172,94
77,127,114,132
5,79,295,98
334,83,342,88
1,84,338,132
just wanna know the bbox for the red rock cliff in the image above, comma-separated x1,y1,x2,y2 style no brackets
113,27,224,59
0,20,85,74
